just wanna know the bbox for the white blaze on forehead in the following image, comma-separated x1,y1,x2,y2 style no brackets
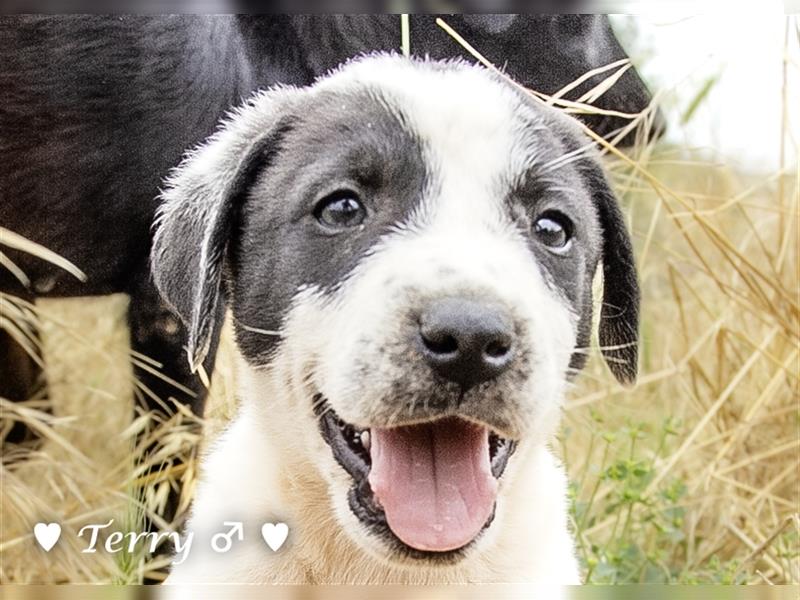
316,56,539,228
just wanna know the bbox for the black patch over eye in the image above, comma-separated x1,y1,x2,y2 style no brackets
533,211,573,250
314,191,367,230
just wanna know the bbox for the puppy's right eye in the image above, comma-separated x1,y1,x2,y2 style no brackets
533,210,573,251
314,192,367,231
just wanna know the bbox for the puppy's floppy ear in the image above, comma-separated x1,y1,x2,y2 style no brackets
581,158,640,385
151,88,297,371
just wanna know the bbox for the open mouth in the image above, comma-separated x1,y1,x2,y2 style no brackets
315,396,517,558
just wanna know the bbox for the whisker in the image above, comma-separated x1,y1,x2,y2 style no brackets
569,351,631,365
236,321,283,337
573,340,638,352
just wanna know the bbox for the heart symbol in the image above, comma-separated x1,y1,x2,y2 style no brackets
260,522,288,552
34,522,61,552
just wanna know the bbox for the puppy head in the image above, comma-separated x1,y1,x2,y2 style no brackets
152,55,639,566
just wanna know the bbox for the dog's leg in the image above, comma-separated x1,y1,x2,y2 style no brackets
127,266,217,419
0,280,48,446
0,327,46,444
125,265,221,546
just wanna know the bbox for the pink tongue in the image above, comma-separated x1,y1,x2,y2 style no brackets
368,418,497,552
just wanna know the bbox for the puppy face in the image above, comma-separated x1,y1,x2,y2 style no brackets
152,56,639,566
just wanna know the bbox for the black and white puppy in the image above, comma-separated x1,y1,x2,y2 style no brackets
152,54,639,584
1,14,655,421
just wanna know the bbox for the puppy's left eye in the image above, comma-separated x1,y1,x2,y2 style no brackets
314,192,367,230
533,211,573,251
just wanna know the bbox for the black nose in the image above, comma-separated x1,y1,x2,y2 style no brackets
418,297,516,389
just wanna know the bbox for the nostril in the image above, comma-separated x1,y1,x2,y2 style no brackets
421,331,459,355
484,340,511,359
417,297,516,388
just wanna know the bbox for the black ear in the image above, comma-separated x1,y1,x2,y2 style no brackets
582,158,640,385
151,89,296,371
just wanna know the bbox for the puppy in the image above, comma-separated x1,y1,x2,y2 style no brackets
1,14,656,418
152,54,640,585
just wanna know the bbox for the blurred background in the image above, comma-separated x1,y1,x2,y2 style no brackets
1,11,798,585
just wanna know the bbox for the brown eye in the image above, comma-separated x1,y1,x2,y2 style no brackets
533,211,573,250
314,192,366,230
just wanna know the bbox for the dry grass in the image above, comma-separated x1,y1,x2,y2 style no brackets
1,19,798,585
564,144,799,584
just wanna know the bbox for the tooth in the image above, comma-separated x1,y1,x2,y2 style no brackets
360,430,371,452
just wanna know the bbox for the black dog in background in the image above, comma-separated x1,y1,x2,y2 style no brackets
0,14,657,460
